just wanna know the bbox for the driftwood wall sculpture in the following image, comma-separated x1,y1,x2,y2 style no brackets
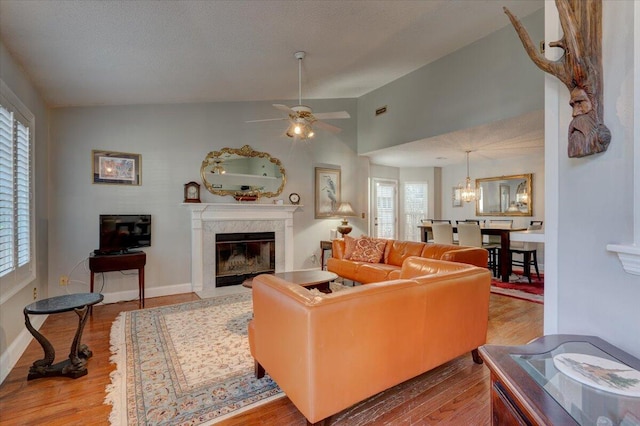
504,0,610,158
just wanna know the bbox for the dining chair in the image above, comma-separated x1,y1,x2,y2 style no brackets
456,219,480,225
431,222,454,244
486,219,513,228
509,222,543,283
457,223,498,276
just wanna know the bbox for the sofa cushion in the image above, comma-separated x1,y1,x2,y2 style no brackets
384,240,426,266
356,263,400,283
348,236,387,263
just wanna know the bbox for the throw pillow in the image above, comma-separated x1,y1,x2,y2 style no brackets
349,236,387,263
343,234,358,259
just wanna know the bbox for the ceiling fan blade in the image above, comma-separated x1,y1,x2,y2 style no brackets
314,120,343,133
246,118,287,123
313,111,351,120
272,104,295,113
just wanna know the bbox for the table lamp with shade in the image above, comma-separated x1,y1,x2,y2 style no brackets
336,202,357,237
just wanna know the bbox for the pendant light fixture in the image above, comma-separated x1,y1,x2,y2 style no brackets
285,52,315,140
458,151,478,203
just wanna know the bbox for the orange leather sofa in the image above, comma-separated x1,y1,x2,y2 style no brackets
248,256,491,425
327,239,488,284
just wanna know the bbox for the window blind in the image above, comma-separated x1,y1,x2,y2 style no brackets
0,106,14,277
403,182,428,241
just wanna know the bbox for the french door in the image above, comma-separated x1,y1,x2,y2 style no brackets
372,179,397,239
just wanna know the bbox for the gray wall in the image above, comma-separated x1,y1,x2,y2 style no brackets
0,41,50,378
48,99,364,301
357,10,544,154
546,1,640,356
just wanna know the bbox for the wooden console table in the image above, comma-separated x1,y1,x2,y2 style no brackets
479,335,640,425
320,240,332,271
89,251,146,308
24,293,103,380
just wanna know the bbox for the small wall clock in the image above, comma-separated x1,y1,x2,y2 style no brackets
184,181,201,203
289,193,300,205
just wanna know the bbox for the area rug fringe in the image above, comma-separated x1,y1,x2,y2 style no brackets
105,311,127,426
103,293,284,425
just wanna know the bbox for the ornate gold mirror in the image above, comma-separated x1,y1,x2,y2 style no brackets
200,145,286,199
475,173,532,216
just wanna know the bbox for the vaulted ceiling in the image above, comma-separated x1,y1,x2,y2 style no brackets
0,0,544,165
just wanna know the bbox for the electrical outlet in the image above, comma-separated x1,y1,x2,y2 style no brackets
33,287,37,300
59,275,69,286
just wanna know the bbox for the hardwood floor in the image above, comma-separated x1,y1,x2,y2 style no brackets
0,292,542,425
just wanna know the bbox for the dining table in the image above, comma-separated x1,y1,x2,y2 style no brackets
418,224,531,282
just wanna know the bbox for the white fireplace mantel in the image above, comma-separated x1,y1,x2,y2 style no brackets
183,203,300,291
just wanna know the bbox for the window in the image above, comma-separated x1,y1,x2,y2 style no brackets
0,80,35,303
373,179,397,239
403,182,428,241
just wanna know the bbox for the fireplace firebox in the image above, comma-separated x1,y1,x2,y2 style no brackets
215,232,275,287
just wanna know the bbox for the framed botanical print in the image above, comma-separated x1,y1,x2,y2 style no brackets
315,167,341,218
92,150,141,185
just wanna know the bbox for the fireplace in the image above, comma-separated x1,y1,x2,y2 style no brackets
215,232,275,286
184,203,298,292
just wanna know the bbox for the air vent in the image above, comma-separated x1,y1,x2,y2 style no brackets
375,106,387,116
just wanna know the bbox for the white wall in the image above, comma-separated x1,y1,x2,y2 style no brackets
441,155,545,229
545,0,640,357
48,98,362,301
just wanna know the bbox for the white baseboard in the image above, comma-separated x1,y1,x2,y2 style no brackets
0,314,47,385
0,282,194,385
100,282,193,304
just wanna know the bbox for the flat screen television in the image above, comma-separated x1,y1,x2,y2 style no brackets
98,214,151,254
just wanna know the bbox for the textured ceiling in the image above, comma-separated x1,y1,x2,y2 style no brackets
0,0,544,166
364,110,544,167
0,0,543,107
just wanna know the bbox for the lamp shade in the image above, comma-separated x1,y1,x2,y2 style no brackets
336,202,356,237
336,202,356,217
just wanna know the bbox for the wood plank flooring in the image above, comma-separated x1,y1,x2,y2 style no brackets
0,292,542,425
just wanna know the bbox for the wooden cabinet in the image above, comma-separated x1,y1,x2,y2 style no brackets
480,335,640,426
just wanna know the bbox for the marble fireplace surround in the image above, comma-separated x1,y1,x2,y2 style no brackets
184,203,298,291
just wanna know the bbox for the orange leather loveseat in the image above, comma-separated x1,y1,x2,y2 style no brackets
248,256,491,425
327,237,488,284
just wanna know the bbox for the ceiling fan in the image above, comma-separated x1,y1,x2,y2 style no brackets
246,51,350,140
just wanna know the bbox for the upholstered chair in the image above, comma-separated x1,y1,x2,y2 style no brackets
431,222,454,245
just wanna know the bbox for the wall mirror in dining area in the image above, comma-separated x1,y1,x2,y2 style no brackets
200,145,286,198
476,173,532,216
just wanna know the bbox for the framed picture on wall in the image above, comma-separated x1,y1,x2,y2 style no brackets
452,187,462,207
315,167,341,218
92,150,141,185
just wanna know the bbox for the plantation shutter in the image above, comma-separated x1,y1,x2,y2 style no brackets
0,105,14,277
15,119,31,267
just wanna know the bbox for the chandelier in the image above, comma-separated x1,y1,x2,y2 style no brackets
458,151,478,203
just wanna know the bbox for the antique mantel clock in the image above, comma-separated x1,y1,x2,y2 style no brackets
184,181,201,203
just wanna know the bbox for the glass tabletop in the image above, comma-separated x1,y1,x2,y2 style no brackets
25,293,103,315
511,342,640,426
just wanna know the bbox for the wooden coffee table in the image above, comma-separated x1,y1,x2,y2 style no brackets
243,270,338,293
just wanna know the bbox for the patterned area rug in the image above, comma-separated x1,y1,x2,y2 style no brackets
105,292,283,425
490,272,544,304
